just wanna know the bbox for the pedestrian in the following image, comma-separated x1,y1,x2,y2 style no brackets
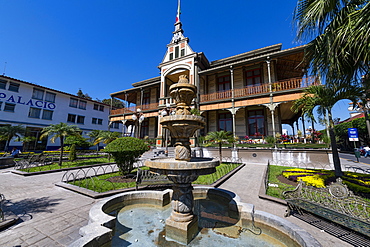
364,146,370,158
10,147,21,158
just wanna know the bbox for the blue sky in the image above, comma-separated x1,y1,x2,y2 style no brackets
0,0,352,132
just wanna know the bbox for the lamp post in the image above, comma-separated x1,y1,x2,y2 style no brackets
161,104,172,156
132,108,145,138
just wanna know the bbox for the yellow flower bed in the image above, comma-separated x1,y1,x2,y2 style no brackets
282,168,331,188
42,150,70,154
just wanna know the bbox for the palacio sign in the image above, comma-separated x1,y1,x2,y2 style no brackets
0,92,56,109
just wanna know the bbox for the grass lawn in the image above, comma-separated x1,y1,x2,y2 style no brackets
68,163,242,193
19,157,112,172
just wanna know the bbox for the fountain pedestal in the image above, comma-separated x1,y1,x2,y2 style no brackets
145,75,220,244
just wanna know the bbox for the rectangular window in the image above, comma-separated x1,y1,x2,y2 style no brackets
67,114,76,123
45,92,56,103
181,49,185,56
217,75,231,92
8,82,20,92
79,100,87,110
69,98,78,108
0,79,6,89
169,53,174,60
143,92,150,105
218,112,232,132
248,110,265,136
111,122,119,129
140,119,149,138
175,46,179,58
77,115,85,124
97,119,103,125
4,103,15,112
42,110,53,120
32,88,44,100
99,105,104,112
246,68,262,87
28,107,41,118
92,118,97,124
93,104,99,110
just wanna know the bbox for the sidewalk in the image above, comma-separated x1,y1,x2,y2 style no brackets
0,153,361,246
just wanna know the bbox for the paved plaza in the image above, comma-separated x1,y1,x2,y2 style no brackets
0,149,367,246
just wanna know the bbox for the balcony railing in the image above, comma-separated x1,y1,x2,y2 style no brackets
110,102,159,115
200,77,316,103
110,77,317,115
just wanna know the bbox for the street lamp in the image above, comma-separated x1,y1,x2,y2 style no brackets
132,108,145,138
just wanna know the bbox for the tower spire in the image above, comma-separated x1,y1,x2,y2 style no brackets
175,0,181,23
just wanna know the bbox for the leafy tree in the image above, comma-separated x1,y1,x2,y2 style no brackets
292,83,362,177
76,89,92,100
205,130,235,162
40,123,81,166
334,117,369,150
294,0,369,84
104,137,149,175
102,98,125,109
20,136,37,152
0,125,26,151
64,135,91,149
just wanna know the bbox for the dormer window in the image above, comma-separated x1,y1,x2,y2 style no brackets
169,53,174,60
181,49,185,56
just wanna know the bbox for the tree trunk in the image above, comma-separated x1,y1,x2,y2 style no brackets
328,110,343,177
59,137,64,167
364,111,370,143
219,143,222,163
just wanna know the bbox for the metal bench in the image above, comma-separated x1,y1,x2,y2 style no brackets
135,168,172,190
0,157,14,168
283,178,370,238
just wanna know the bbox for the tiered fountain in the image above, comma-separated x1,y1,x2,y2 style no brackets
71,75,321,247
145,75,219,244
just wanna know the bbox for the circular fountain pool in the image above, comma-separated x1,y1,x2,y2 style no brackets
71,187,321,247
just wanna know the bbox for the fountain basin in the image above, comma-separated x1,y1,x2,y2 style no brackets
70,187,322,247
145,157,219,171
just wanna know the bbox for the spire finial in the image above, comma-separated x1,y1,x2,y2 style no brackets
175,0,181,23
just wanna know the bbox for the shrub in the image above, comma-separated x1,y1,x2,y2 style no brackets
69,144,77,161
265,136,276,144
104,137,150,175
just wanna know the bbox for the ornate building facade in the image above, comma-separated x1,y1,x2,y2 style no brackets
109,8,313,147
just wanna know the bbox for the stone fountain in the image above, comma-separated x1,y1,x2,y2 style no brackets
70,75,322,247
145,75,219,244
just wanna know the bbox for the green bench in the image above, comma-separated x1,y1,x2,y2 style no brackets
283,178,370,238
135,168,172,190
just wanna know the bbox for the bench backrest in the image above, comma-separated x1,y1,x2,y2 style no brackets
284,178,370,223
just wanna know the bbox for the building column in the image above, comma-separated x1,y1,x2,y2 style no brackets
263,103,280,147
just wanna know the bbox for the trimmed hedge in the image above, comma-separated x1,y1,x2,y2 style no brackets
105,137,150,175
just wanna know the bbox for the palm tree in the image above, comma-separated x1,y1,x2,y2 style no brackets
0,125,26,151
205,130,235,162
292,83,362,177
294,0,369,84
40,123,81,166
97,131,120,160
97,131,120,145
87,130,103,152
